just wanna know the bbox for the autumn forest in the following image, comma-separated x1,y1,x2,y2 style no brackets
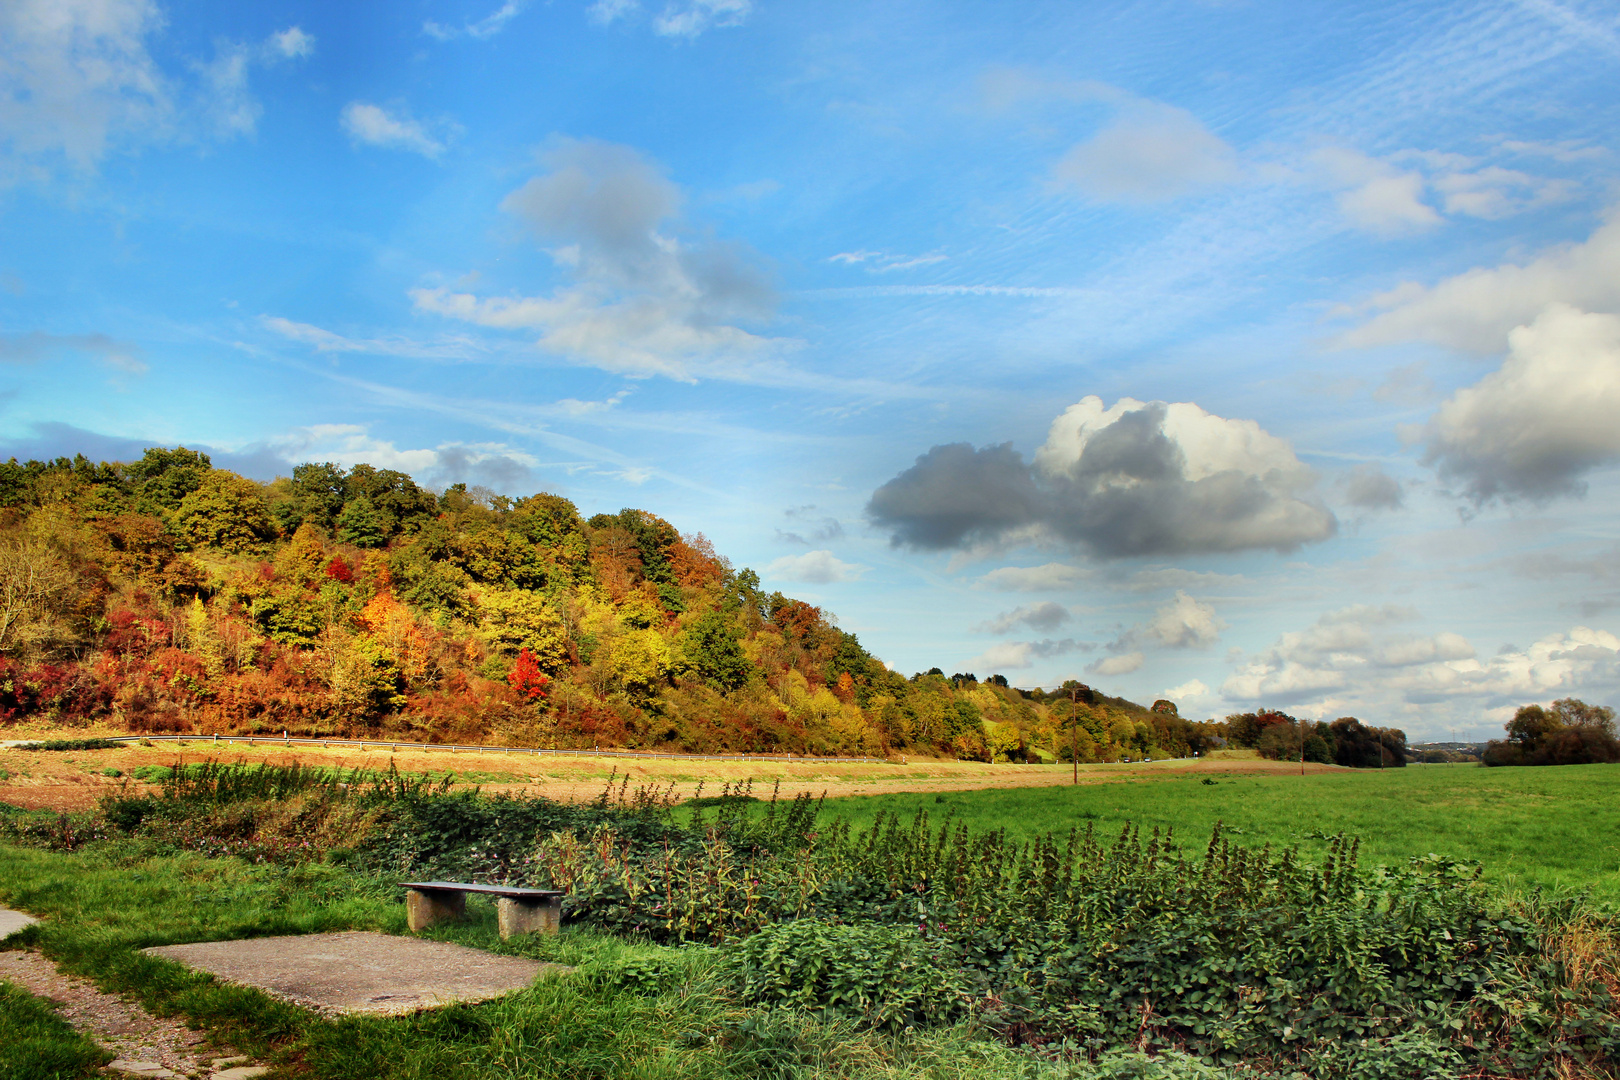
0,447,1237,759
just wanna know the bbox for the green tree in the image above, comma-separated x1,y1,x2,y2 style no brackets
336,495,390,548
677,609,753,693
127,446,211,515
175,470,276,553
292,462,348,530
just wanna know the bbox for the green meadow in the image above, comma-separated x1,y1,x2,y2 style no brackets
814,762,1620,905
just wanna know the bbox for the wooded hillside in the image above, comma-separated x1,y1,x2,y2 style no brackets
0,448,1222,759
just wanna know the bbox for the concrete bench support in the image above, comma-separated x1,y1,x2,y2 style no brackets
406,888,466,931
401,882,564,940
497,895,561,938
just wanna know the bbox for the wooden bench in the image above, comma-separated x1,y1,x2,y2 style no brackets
400,881,564,940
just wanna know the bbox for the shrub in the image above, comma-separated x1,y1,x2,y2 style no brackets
728,919,968,1032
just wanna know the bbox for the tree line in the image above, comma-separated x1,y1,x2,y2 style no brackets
0,448,1207,760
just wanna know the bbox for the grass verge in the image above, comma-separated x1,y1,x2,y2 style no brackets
0,980,111,1080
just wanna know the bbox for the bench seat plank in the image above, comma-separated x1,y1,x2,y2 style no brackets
401,881,561,899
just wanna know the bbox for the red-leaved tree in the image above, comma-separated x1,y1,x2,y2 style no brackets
507,648,551,701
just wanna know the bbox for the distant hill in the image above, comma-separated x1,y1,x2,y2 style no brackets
0,448,1220,761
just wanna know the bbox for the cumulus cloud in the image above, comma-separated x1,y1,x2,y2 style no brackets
1053,101,1239,203
588,0,752,37
975,602,1071,635
1420,304,1620,504
1337,211,1620,353
411,139,788,381
764,549,866,585
0,331,145,373
1141,591,1224,648
340,102,447,158
266,26,314,60
868,396,1335,559
1162,679,1210,706
1221,604,1474,705
1340,463,1404,510
1222,606,1620,730
1089,651,1145,677
969,637,1089,671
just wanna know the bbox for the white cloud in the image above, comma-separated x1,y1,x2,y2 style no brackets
968,637,1087,671
588,0,752,37
828,250,948,273
266,27,314,59
340,102,446,159
872,396,1334,558
266,424,541,491
1142,591,1224,648
1089,651,1145,677
1309,146,1573,237
1030,396,1334,555
1223,606,1620,734
424,1,526,40
1338,210,1620,353
1431,165,1574,220
1053,101,1239,203
413,139,790,381
1421,304,1620,503
1311,147,1439,235
0,0,171,177
974,563,1091,591
196,43,259,138
764,550,867,585
1124,568,1244,592
0,3,312,183
262,315,483,360
1162,679,1210,705
1498,138,1607,164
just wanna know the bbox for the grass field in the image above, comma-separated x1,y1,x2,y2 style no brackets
0,844,1060,1080
811,761,1620,905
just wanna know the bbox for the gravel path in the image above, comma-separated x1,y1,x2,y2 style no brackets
0,947,262,1078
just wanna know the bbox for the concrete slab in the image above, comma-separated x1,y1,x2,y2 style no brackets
0,908,38,939
144,931,569,1017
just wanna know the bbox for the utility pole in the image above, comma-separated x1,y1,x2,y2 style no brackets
1071,685,1080,786
1299,719,1305,776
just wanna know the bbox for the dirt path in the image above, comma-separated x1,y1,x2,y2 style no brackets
0,947,262,1077
0,733,1337,812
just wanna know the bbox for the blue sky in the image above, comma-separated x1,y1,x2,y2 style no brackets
4,0,1620,739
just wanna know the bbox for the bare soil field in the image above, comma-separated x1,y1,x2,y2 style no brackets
0,730,1335,811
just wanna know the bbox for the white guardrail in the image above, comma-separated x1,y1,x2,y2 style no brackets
99,733,885,765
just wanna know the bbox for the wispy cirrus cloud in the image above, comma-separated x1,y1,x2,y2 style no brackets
588,0,752,38
424,1,526,41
